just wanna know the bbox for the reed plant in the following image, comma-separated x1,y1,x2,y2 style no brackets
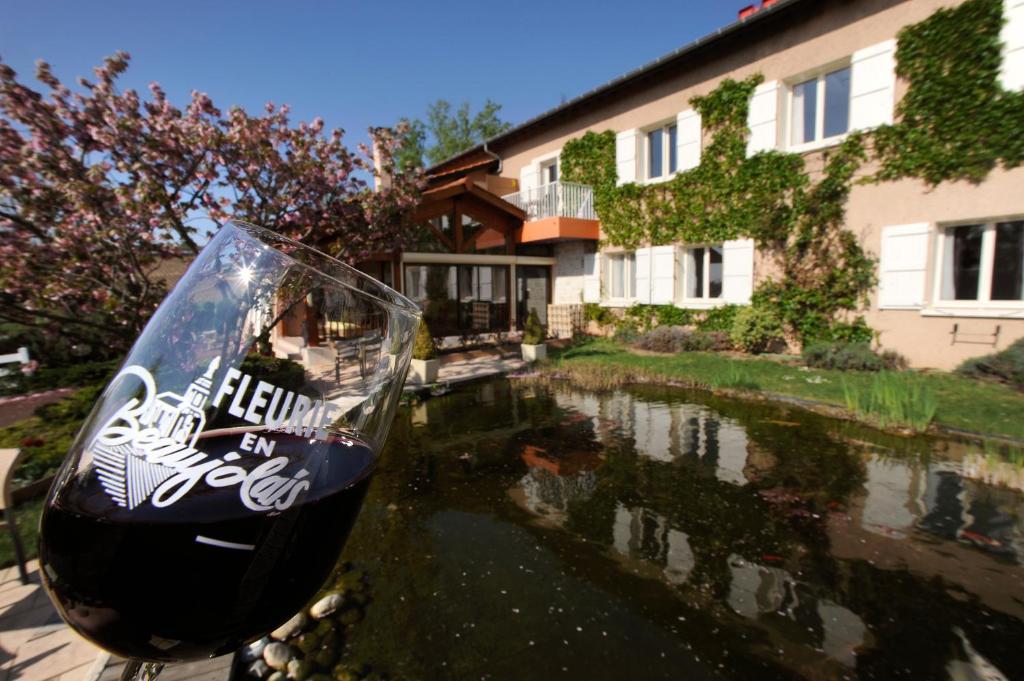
841,371,938,432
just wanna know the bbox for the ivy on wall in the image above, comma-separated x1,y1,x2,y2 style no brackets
873,0,1024,184
562,76,874,345
560,0,1023,346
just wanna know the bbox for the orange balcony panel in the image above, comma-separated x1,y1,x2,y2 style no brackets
519,217,599,243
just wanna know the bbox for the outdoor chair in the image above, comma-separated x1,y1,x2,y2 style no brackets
0,449,30,585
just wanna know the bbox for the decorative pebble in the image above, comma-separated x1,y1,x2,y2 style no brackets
240,637,268,662
263,642,293,670
268,673,286,681
309,593,344,619
248,660,271,678
287,658,313,681
271,613,308,641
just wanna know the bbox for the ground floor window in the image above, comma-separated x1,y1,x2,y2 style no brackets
939,221,1024,303
404,264,510,335
606,253,636,300
516,265,550,328
682,246,723,300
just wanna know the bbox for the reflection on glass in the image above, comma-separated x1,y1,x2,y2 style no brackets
823,67,851,138
992,221,1024,301
709,246,723,298
792,78,817,144
941,224,984,300
648,128,664,178
668,124,678,174
403,264,509,334
686,247,705,298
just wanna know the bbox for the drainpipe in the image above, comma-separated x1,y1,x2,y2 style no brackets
482,142,502,174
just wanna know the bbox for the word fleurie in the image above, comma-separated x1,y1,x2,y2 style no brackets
90,356,346,513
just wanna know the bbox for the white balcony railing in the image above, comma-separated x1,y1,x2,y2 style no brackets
501,181,596,222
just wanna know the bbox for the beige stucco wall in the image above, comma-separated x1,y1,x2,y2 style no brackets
490,0,1023,369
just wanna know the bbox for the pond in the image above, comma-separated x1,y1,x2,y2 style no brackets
338,378,1024,680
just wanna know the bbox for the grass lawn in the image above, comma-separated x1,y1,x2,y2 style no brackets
0,496,42,569
552,339,1024,441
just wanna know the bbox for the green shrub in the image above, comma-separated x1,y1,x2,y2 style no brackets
1,358,119,396
625,304,655,331
730,305,785,354
956,338,1024,392
803,341,907,372
825,317,875,344
842,372,937,432
612,321,640,345
412,320,438,360
240,354,306,391
583,303,615,326
522,309,545,346
634,327,731,353
697,305,742,333
654,305,694,328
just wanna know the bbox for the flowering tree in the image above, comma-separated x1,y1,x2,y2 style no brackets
0,53,422,356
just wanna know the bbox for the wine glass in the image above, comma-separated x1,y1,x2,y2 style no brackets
37,221,420,680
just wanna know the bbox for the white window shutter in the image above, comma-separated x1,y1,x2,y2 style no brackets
616,129,639,185
635,248,652,304
850,39,896,131
582,251,601,303
650,246,677,305
746,81,779,156
878,224,930,309
1001,0,1024,91
519,163,538,194
722,239,755,304
676,109,702,171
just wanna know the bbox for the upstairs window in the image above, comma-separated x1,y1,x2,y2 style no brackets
938,221,1024,303
646,123,678,180
789,66,851,147
541,158,558,184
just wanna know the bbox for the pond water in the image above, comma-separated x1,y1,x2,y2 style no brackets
339,379,1024,680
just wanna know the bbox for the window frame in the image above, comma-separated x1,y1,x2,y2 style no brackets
679,244,725,304
930,218,1024,312
785,60,852,153
539,157,559,186
604,252,637,305
643,121,679,183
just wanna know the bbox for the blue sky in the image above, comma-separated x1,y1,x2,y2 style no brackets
3,1,741,149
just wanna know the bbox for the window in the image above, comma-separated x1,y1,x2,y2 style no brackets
682,246,723,300
541,159,558,184
607,253,636,300
646,123,678,180
790,66,851,146
938,221,1024,303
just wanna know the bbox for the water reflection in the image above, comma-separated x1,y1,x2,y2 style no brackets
342,380,1024,681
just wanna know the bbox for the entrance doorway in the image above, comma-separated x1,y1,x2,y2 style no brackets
516,265,550,328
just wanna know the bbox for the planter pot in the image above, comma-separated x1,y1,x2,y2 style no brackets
521,343,547,362
410,357,440,383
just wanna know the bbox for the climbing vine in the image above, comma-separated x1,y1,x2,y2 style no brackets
560,0,1022,346
873,0,1024,184
562,75,874,345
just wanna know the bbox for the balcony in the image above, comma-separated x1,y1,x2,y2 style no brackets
502,181,596,221
501,181,600,243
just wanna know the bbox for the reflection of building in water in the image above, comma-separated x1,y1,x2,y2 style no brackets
554,390,751,485
727,555,866,669
142,356,220,448
858,454,1024,562
513,444,601,526
612,504,695,586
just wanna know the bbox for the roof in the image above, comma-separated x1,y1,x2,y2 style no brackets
427,0,813,175
427,150,498,181
418,176,526,220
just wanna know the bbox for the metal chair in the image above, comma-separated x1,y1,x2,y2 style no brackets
0,449,30,585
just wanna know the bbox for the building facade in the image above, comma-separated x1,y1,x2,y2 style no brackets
404,0,1024,368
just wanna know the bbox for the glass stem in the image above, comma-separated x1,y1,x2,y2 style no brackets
120,659,165,681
